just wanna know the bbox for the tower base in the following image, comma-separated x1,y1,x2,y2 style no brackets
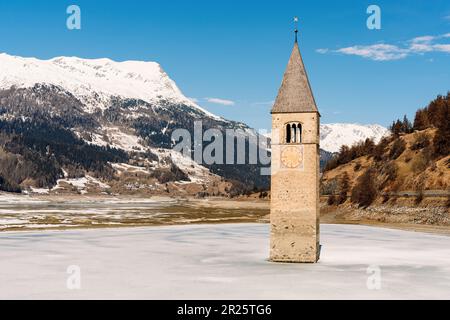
269,221,320,263
269,244,321,263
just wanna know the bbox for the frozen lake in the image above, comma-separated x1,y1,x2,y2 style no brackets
1,223,450,299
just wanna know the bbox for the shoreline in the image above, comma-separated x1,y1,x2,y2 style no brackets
0,192,449,236
2,219,449,237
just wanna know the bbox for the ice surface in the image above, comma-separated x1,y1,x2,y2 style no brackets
1,223,449,299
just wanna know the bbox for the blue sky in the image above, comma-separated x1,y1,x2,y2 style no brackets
0,0,449,130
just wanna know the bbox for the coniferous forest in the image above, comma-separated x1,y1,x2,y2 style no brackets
0,118,128,192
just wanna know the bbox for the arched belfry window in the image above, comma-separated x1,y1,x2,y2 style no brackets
291,124,297,143
286,123,291,143
297,123,302,143
285,122,302,144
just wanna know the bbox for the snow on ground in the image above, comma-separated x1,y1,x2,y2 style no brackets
1,223,449,299
77,126,214,183
167,149,216,183
0,193,50,204
102,126,145,152
52,175,110,193
29,187,50,194
89,133,109,147
75,126,146,152
111,163,149,174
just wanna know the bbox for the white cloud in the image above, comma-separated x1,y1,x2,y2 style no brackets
409,43,434,53
408,34,450,54
411,35,435,43
408,35,435,53
251,100,274,106
316,48,329,54
205,97,235,106
320,33,450,61
433,44,450,53
336,44,409,61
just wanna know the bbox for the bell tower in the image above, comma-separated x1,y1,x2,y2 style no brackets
270,22,320,263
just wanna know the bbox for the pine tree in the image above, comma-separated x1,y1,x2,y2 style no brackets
351,169,377,208
433,101,450,157
391,119,403,136
337,172,350,205
413,109,429,130
402,115,412,133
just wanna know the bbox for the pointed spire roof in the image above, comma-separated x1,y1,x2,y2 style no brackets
271,38,318,114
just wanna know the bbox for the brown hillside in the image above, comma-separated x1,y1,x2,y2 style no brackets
322,128,449,195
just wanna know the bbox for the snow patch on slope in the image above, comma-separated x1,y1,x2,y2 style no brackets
152,148,218,183
52,176,111,194
75,125,215,184
74,126,146,152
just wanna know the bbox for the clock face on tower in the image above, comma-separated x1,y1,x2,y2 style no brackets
281,145,303,169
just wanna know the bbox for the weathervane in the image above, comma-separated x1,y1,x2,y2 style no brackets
293,16,299,43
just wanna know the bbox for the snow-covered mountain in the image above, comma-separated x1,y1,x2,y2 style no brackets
0,53,267,194
0,52,220,119
320,123,390,153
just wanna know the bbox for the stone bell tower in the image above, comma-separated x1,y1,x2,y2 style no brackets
270,25,320,263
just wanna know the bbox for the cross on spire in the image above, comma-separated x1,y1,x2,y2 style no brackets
293,16,299,43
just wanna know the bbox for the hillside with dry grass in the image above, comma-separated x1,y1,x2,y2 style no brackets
322,129,449,199
321,93,449,224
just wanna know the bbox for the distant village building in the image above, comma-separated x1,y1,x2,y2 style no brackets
270,26,321,263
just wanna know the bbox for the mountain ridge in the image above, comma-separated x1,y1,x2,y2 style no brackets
0,52,221,119
320,123,390,153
